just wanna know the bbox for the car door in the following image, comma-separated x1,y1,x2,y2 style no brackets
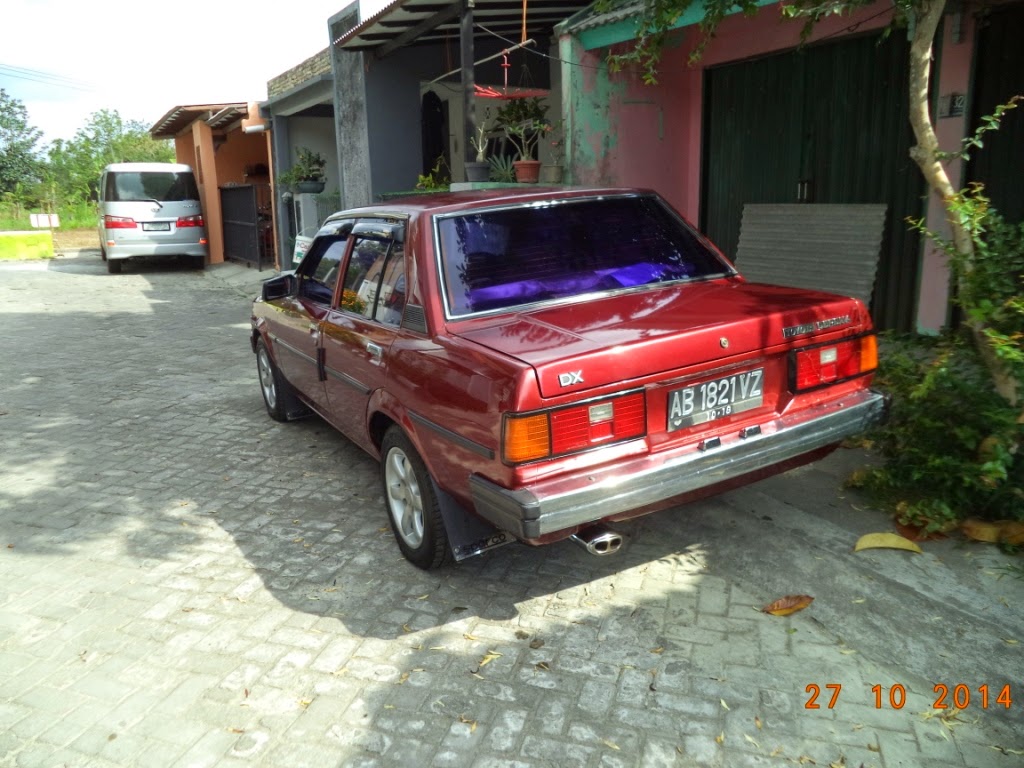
321,222,407,449
269,230,349,413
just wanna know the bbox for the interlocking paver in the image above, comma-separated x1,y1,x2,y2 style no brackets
1,253,1023,767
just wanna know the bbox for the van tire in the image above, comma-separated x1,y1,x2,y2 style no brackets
107,259,122,274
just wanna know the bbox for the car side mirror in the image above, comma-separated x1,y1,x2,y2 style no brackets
262,273,297,301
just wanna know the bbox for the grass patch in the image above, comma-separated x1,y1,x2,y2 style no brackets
0,231,54,260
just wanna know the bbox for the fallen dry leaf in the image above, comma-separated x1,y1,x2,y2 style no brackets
744,734,761,749
720,699,730,711
962,519,1003,543
754,716,763,730
990,746,1024,756
477,651,501,667
761,595,814,616
1002,522,1024,546
895,521,948,541
854,532,922,554
649,646,665,654
601,739,620,750
458,714,478,733
463,633,479,641
529,639,545,650
715,732,725,745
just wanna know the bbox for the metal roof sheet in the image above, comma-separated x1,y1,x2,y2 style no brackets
734,204,888,306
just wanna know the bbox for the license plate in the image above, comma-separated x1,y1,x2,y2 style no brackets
142,222,170,231
667,368,764,430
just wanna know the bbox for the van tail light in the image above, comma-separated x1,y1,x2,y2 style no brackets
176,214,204,228
790,334,878,392
103,215,136,229
503,390,647,464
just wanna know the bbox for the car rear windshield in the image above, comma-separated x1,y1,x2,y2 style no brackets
106,171,200,202
436,195,732,317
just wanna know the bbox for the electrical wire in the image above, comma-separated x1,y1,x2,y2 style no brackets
0,62,96,91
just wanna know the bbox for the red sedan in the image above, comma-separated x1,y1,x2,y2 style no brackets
251,188,885,569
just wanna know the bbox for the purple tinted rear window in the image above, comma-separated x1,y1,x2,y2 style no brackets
436,195,730,316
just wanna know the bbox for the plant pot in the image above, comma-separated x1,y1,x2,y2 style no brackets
539,164,564,184
513,160,542,184
295,180,325,194
465,161,490,183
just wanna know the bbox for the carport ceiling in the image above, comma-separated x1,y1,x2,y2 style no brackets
335,0,594,56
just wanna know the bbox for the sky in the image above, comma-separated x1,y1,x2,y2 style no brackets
1,0,389,147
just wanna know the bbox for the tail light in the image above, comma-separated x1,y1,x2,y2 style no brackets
176,214,204,228
790,334,877,392
103,215,136,229
503,390,646,464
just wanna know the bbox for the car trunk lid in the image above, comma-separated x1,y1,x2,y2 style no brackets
453,280,868,398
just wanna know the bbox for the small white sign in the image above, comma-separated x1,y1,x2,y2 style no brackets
30,213,60,228
293,235,314,265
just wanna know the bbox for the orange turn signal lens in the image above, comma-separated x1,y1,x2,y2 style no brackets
860,333,878,373
503,413,551,463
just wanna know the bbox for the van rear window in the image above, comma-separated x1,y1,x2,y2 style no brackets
106,172,200,202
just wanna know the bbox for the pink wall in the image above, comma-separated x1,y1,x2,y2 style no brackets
917,15,975,331
569,2,973,330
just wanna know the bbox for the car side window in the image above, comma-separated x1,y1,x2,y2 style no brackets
340,238,390,318
373,246,406,327
298,237,348,305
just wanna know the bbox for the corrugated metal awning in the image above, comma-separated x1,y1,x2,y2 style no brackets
334,0,594,53
150,103,249,139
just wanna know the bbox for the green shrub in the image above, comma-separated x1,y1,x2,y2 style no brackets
855,333,1024,531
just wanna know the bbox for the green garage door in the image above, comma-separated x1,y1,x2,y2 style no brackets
702,33,924,331
968,3,1024,223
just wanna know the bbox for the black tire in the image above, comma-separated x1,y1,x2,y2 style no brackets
107,258,121,274
99,244,107,261
380,427,452,570
193,255,206,270
255,339,303,422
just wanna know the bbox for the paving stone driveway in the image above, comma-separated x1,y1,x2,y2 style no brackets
1,253,1022,768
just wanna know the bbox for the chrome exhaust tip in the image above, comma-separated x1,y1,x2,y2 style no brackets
569,526,624,556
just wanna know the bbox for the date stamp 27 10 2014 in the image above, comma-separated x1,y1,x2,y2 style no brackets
805,683,1015,710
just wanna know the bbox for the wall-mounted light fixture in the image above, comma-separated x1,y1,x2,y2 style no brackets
243,124,268,134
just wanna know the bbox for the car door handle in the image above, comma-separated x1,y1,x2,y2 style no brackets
366,342,383,359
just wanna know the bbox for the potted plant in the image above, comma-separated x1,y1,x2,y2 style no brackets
466,118,491,183
495,98,548,183
279,146,327,193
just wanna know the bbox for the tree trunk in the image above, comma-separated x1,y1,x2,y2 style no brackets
906,0,1019,409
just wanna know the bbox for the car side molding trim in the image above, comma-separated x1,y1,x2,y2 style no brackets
469,389,889,539
325,365,371,396
409,411,495,460
271,335,317,366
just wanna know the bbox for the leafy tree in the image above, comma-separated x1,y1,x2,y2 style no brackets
608,0,1022,411
0,88,43,200
47,109,174,205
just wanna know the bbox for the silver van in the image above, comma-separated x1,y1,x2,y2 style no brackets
98,162,208,274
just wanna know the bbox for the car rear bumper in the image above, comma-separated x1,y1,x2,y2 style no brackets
105,241,208,260
469,389,888,540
